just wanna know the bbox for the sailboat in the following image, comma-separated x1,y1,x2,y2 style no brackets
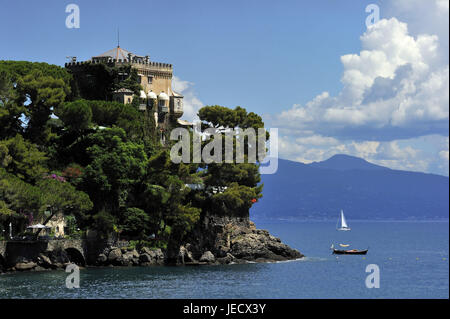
337,209,351,231
331,210,369,255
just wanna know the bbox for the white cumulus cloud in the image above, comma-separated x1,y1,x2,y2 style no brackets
270,3,449,175
273,17,449,139
172,76,204,122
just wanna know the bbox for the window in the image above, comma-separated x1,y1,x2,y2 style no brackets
174,99,182,112
148,76,153,84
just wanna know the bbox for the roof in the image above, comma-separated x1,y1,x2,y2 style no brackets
158,92,169,100
147,91,157,99
177,119,193,126
172,90,184,98
93,46,143,60
27,224,51,229
113,88,133,93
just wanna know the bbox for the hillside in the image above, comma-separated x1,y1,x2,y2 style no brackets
251,155,449,221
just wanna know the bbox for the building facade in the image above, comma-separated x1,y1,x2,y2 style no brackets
65,46,185,129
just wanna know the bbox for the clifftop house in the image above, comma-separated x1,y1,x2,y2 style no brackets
65,46,185,129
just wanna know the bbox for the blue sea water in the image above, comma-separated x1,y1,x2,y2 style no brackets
0,221,448,299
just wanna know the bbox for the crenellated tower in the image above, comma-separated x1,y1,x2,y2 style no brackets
65,46,185,132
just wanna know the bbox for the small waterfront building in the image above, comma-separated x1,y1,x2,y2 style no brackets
45,212,66,237
28,212,66,238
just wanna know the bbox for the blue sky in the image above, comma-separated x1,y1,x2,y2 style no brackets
0,0,368,109
1,0,449,176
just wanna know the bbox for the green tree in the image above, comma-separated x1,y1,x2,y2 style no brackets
0,134,48,182
34,178,93,237
91,209,116,236
0,70,24,139
0,61,72,146
79,127,148,220
55,99,93,133
68,63,141,101
0,168,42,233
196,105,267,217
121,207,151,237
18,70,70,144
141,150,200,244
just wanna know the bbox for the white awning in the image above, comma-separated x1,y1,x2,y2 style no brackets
147,91,157,99
177,119,193,126
158,92,169,101
27,224,51,229
140,90,147,99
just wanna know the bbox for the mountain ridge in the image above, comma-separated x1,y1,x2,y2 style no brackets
308,154,390,171
252,155,449,221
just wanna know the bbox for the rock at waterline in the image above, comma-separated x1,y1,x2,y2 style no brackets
108,248,122,261
199,251,216,263
15,262,37,271
96,253,108,264
178,245,195,264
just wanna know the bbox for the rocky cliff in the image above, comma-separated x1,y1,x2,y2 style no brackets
0,215,303,273
175,214,303,265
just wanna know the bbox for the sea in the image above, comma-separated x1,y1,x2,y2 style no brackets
0,220,448,299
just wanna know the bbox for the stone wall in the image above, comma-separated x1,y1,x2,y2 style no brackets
0,238,165,272
0,240,6,257
2,239,96,269
0,241,6,270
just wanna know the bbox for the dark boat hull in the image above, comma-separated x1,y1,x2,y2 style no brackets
333,249,368,255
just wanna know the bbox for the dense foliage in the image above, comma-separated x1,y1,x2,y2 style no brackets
0,60,266,247
69,63,141,101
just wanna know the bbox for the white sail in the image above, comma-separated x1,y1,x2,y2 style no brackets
340,210,348,228
337,209,351,231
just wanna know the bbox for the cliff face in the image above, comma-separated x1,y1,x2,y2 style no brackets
1,212,303,273
176,213,303,265
0,239,167,273
0,215,303,273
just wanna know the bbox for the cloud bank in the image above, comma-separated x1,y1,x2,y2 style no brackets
271,1,449,176
171,1,449,176
172,75,203,122
273,17,448,141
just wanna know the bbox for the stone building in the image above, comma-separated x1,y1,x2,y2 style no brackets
28,212,66,238
45,212,66,237
65,46,185,129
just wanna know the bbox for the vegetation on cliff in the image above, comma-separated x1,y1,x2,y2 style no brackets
0,60,266,249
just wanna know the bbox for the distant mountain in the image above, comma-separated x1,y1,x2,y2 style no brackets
309,154,388,171
251,155,449,221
